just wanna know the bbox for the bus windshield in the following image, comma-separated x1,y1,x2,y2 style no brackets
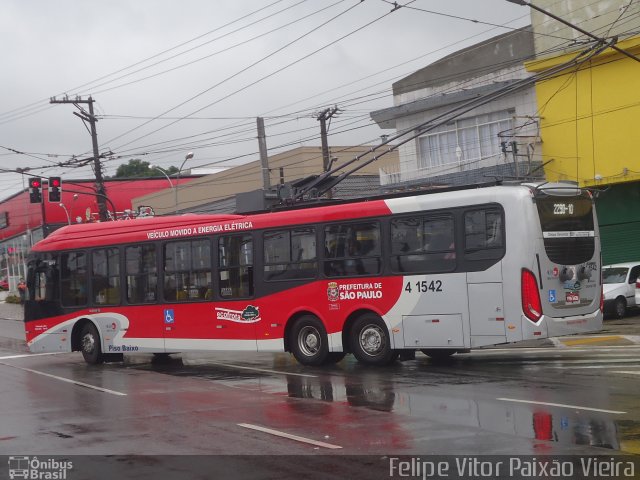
535,194,595,265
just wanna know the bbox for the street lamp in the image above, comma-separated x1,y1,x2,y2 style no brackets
150,165,174,189
58,203,71,225
176,152,194,214
150,165,176,214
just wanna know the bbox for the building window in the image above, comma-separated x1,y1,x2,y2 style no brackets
418,110,514,169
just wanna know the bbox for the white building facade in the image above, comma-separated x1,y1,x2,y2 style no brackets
371,27,543,189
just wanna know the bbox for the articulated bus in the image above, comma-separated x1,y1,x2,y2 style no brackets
24,182,603,366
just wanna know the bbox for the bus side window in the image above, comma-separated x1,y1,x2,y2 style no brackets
464,208,505,261
264,227,317,281
92,247,120,305
125,245,158,304
324,223,381,277
219,234,253,298
163,239,211,302
60,251,88,307
390,215,455,274
27,255,58,302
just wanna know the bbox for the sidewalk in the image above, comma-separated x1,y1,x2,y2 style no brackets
0,301,25,321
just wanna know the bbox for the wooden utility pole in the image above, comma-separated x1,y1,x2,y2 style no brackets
316,106,340,172
50,95,109,221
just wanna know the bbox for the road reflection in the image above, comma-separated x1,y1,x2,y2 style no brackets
136,354,631,453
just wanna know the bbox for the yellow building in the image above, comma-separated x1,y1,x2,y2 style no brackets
526,36,640,188
525,1,640,264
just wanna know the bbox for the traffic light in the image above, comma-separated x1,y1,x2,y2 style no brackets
28,177,42,204
48,177,62,202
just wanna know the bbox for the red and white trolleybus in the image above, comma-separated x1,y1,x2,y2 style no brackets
24,182,603,366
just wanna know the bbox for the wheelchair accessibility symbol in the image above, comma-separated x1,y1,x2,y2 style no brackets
164,309,175,324
548,290,556,303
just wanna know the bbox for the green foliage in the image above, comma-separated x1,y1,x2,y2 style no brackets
5,294,21,304
113,159,179,178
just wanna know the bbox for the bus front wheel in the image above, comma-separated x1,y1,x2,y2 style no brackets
80,323,104,365
290,315,329,366
350,314,398,366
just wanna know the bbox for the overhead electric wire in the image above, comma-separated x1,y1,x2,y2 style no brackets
144,11,596,163
109,21,540,161
103,0,375,153
0,0,289,122
2,0,629,192
298,40,613,199
85,0,347,98
383,0,571,40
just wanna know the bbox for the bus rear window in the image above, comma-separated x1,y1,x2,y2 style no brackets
536,196,595,264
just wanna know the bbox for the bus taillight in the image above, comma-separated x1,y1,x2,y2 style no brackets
522,268,542,322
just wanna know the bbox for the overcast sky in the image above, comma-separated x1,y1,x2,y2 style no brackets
0,0,530,200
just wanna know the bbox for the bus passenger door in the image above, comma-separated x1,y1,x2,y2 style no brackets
467,280,506,345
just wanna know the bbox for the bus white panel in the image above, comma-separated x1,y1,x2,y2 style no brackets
468,283,506,337
401,314,464,348
256,338,285,352
467,261,502,284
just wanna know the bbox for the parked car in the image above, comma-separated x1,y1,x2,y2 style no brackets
602,262,640,318
0,279,8,291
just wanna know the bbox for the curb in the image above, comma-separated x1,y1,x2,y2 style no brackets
552,334,640,347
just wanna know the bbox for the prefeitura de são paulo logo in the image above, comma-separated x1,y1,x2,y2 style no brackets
327,282,339,302
8,456,73,479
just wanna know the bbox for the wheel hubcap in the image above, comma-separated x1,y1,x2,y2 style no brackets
299,326,320,356
82,333,95,354
360,325,384,356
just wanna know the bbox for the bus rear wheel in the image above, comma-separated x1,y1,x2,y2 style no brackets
290,315,329,366
350,314,398,366
80,323,104,365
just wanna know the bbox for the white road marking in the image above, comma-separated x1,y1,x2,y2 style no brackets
238,423,342,449
481,345,640,354
497,398,626,414
0,352,65,360
611,371,640,376
553,364,640,370
548,359,640,369
204,361,317,378
1,363,127,396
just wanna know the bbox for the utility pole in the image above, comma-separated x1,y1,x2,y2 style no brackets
257,117,270,191
316,106,340,172
501,141,521,179
50,95,109,221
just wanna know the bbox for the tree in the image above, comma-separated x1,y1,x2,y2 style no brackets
113,159,179,178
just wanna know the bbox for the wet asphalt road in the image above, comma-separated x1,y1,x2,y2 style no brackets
1,303,639,477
